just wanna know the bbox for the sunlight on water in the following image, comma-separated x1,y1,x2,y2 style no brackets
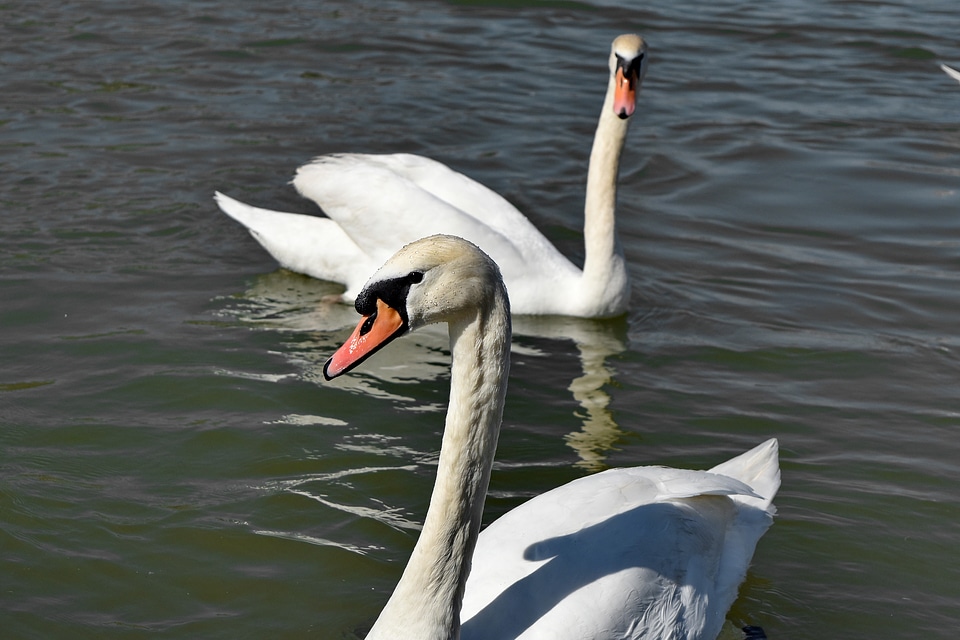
2,1,960,638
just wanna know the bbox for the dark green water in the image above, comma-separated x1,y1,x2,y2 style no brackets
3,1,960,638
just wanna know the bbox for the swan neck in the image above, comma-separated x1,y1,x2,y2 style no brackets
366,295,511,640
580,83,632,313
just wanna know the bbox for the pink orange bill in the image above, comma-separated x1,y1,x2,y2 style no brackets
613,67,637,119
323,299,406,380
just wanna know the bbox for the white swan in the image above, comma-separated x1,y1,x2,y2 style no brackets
942,63,960,84
323,235,780,640
215,34,648,318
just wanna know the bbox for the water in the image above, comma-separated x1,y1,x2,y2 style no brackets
3,1,960,638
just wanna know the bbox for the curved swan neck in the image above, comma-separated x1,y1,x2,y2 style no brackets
580,79,632,314
366,294,511,640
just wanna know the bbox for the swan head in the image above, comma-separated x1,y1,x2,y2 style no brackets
323,234,508,379
609,34,648,120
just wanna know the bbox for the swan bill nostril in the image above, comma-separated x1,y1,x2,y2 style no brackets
359,312,377,337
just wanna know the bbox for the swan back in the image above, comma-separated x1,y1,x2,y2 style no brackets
460,439,780,640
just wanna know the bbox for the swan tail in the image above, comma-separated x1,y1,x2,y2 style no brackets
707,440,780,627
215,190,311,231
214,191,370,290
708,438,780,513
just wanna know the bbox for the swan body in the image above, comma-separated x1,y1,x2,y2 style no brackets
323,235,780,639
942,63,960,84
216,34,649,318
460,445,779,640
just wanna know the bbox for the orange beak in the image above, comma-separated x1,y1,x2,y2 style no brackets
613,67,637,119
323,299,406,380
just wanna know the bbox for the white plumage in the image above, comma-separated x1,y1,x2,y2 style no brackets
460,441,779,640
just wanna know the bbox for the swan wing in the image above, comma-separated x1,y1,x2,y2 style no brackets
461,441,780,639
294,154,578,280
346,154,561,255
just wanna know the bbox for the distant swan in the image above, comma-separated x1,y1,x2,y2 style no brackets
941,63,960,84
323,234,780,639
216,34,648,318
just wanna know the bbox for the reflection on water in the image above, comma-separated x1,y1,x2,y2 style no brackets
220,269,449,402
513,316,629,470
224,269,631,467
221,269,356,333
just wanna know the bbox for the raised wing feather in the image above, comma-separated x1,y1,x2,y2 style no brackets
293,154,579,280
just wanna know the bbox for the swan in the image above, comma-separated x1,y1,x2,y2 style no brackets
215,34,649,318
322,234,780,639
942,63,960,84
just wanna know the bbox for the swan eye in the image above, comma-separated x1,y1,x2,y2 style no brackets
406,271,424,285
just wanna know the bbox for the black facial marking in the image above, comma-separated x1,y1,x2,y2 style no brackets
355,289,378,316
354,271,425,325
616,52,645,81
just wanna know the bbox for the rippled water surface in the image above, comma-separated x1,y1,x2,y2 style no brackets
3,1,960,638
